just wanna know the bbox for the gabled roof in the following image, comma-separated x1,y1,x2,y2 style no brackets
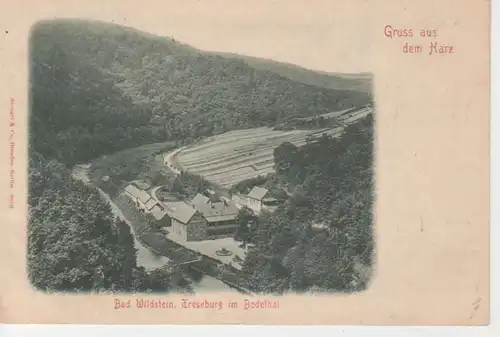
124,184,152,204
190,198,239,223
191,193,210,206
144,198,158,211
247,186,268,201
150,204,168,221
164,201,197,224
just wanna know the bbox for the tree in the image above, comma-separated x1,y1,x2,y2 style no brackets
273,142,300,174
234,207,258,243
115,218,137,288
171,177,185,195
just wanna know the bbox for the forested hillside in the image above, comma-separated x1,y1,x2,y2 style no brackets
243,115,374,293
28,151,190,292
216,52,373,94
30,19,371,165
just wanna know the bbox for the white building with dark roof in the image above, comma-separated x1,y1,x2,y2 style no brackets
247,186,278,212
124,184,157,212
231,187,281,213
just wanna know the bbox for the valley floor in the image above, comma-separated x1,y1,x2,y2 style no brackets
72,163,240,293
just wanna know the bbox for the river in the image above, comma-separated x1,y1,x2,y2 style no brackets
71,164,238,293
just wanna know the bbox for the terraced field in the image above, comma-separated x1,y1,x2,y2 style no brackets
169,106,373,188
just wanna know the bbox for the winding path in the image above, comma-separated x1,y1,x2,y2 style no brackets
163,146,187,174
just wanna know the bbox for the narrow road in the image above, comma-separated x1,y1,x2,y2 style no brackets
163,146,187,174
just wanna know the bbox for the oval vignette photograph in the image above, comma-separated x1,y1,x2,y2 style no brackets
27,19,375,296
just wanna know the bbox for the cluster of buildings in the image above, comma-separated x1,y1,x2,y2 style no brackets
123,180,286,273
124,178,283,244
124,183,240,242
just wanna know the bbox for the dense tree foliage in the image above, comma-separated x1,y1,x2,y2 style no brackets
170,171,211,200
234,206,260,244
28,152,187,292
30,19,371,166
243,115,374,293
217,52,373,94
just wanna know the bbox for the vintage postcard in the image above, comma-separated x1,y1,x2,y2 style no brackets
0,0,490,325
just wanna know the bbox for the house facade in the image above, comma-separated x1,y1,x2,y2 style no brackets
237,186,280,213
247,186,269,212
165,194,240,242
190,193,240,240
164,201,208,241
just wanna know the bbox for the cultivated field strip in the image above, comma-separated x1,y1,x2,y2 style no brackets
253,158,275,167
180,141,301,174
179,133,312,171
178,129,309,165
293,107,353,121
196,157,277,177
178,125,339,166
179,128,279,157
204,167,258,182
177,129,274,156
230,131,310,151
189,152,276,175
309,128,344,138
172,107,373,187
177,136,280,166
178,132,313,170
213,167,276,187
338,107,372,124
176,136,309,186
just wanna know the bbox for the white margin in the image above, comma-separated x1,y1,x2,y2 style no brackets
1,1,499,335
